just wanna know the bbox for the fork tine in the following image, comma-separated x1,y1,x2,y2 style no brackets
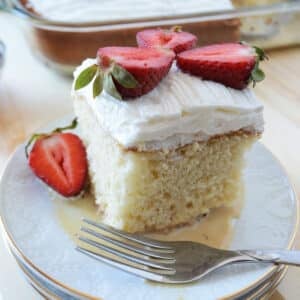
82,218,173,250
76,246,173,282
80,226,175,260
78,235,175,271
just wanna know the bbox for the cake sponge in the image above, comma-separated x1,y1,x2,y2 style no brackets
74,99,258,233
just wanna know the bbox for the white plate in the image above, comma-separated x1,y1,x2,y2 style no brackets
0,116,298,300
7,242,288,300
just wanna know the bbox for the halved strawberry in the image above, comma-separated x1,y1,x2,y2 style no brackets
136,27,197,54
177,43,267,90
27,120,88,197
97,47,175,99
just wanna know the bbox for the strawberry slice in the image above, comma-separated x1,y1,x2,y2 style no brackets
136,27,197,54
28,129,88,197
97,47,174,99
177,43,267,90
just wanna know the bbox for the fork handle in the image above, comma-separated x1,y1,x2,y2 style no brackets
238,249,300,267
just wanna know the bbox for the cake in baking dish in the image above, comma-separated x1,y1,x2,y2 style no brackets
72,32,265,233
21,0,239,71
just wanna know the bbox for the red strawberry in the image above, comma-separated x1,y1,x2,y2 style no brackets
28,132,88,197
97,47,175,99
136,28,197,54
177,43,266,90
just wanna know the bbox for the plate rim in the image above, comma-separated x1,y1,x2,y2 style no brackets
0,115,299,300
7,237,289,300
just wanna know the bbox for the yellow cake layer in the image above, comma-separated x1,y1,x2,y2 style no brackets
74,99,259,233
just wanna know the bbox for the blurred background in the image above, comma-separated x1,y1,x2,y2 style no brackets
0,0,300,299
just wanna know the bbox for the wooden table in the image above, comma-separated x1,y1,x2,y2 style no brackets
255,45,300,300
0,13,299,299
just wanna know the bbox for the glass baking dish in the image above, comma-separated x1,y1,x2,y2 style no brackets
2,0,300,75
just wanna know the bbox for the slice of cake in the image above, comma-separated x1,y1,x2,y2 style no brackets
72,34,265,233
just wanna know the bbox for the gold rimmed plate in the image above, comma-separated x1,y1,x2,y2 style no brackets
0,115,298,300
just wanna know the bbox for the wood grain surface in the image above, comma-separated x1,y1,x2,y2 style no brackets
255,46,300,300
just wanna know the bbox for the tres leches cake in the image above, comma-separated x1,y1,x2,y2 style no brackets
27,28,265,233
71,29,265,233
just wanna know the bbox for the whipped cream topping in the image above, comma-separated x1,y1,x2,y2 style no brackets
27,0,233,22
72,59,264,151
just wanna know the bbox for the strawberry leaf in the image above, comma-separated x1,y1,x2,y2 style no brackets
111,64,138,89
240,42,268,61
104,74,122,100
250,66,265,87
240,42,267,87
93,72,103,98
53,118,78,133
25,133,46,158
75,64,98,90
253,46,268,61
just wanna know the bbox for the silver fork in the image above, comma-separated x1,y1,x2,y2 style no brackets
76,218,300,284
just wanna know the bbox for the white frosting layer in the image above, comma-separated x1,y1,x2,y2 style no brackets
72,59,264,151
28,0,233,22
